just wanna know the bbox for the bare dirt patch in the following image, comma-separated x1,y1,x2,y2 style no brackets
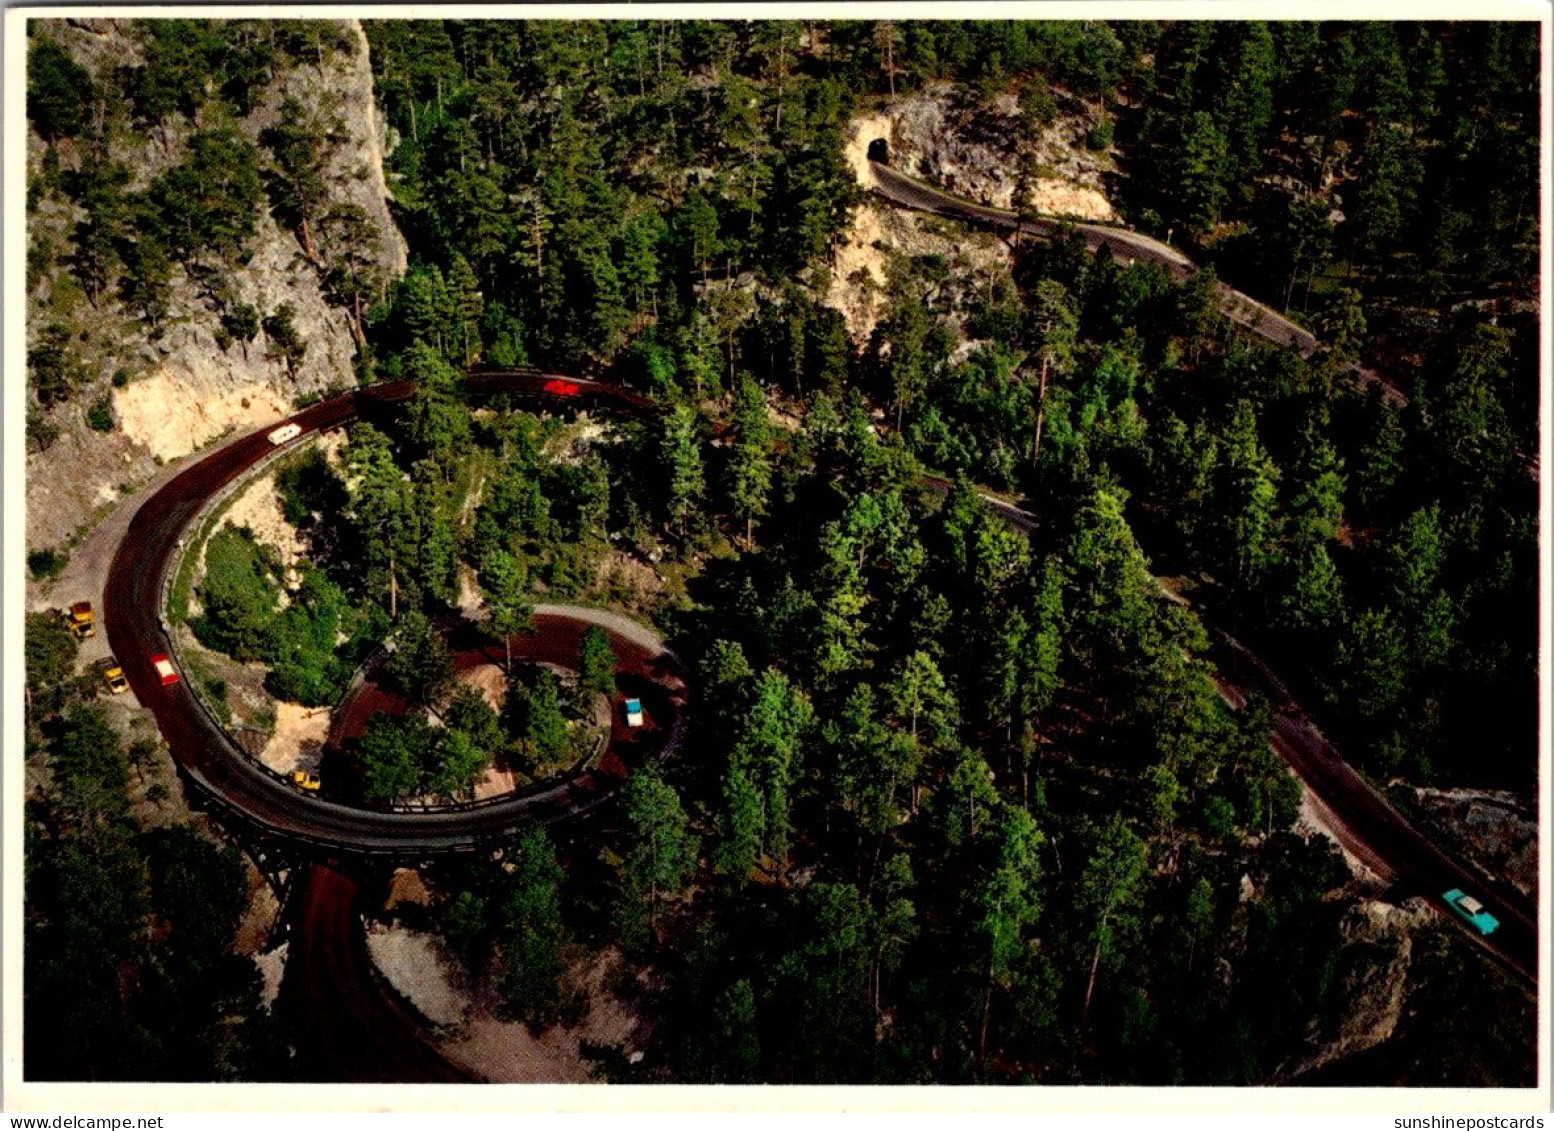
828,203,891,343
223,473,307,570
826,203,1013,346
260,701,330,776
366,923,468,1030
254,943,288,1011
439,947,643,1083
460,662,506,713
1025,178,1115,222
384,868,432,914
115,369,292,464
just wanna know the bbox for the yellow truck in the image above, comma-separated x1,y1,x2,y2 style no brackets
290,770,322,793
94,657,129,695
66,601,95,639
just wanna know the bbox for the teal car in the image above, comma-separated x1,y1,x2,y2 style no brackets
1442,888,1500,936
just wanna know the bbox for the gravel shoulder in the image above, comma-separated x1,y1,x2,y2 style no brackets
27,445,208,669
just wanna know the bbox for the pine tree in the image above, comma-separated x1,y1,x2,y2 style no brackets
728,376,773,548
714,765,765,885
1027,280,1078,466
661,403,705,534
481,548,532,673
1216,400,1280,593
447,253,484,365
619,765,699,950
970,800,1044,1065
498,829,566,1027
579,626,617,697
1077,816,1148,1030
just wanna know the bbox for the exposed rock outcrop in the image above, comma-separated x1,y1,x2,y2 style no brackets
1284,897,1435,1080
1408,787,1538,901
852,83,1116,221
25,19,405,554
830,84,1114,346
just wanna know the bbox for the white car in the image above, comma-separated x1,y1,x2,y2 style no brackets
267,422,302,446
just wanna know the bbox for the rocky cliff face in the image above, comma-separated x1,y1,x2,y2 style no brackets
25,19,406,554
1283,898,1434,1080
1407,787,1538,901
853,83,1116,221
830,83,1116,346
1288,898,1537,1086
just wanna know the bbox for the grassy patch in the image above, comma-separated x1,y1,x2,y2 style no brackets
169,497,240,627
182,651,234,727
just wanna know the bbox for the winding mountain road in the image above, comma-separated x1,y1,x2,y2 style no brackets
94,300,1533,1082
869,160,1405,406
103,372,675,858
1205,631,1537,981
870,158,1538,978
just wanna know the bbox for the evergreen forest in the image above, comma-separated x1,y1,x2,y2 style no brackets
23,18,1540,1087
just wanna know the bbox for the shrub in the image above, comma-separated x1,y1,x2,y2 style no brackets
27,548,68,580
192,526,281,662
1086,114,1114,150
263,303,307,372
26,409,60,453
85,395,114,432
28,323,90,407
222,302,261,343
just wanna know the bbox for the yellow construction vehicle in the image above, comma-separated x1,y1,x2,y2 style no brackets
290,769,322,793
66,601,95,639
95,657,129,695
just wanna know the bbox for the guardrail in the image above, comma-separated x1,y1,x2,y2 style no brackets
158,434,328,796
386,729,610,814
141,387,689,857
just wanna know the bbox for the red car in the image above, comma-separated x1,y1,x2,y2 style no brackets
150,653,179,686
543,378,581,397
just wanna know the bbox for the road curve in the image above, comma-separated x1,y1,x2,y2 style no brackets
868,161,1405,407
280,863,474,1083
103,371,676,857
103,357,1532,1084
327,610,687,796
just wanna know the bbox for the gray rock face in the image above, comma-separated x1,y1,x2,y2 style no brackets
25,19,407,554
1283,898,1435,1080
270,20,409,283
881,83,1115,219
1409,787,1538,901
